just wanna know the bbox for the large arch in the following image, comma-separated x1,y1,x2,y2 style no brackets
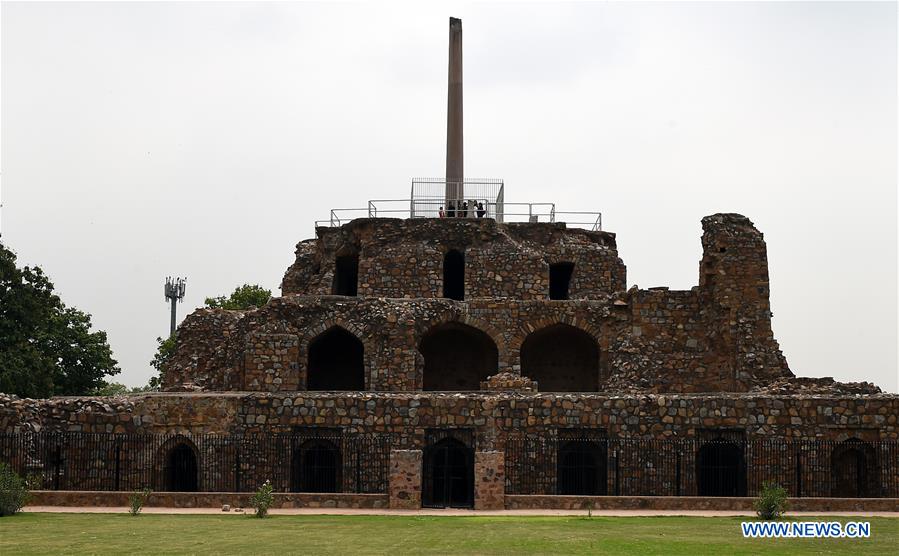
307,327,365,391
161,440,199,492
831,439,876,498
696,440,746,497
420,322,498,391
291,439,341,493
521,324,599,392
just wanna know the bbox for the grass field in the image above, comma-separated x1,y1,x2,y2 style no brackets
0,513,897,555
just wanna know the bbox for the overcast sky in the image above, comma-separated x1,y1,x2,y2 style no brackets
2,1,896,392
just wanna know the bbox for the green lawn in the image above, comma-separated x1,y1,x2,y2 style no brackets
0,513,896,555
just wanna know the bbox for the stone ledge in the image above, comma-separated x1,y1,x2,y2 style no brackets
504,495,899,512
26,490,388,509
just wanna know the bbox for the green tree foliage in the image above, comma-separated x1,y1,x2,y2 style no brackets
0,242,119,398
204,284,272,310
147,334,177,390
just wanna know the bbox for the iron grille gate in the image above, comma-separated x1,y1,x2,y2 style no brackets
422,429,475,508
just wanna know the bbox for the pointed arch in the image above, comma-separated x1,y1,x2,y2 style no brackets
420,322,498,391
156,436,200,492
521,323,600,392
307,326,365,391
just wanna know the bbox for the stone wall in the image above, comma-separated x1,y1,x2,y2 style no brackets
162,214,815,395
474,451,505,510
3,392,896,440
389,450,422,509
281,219,626,301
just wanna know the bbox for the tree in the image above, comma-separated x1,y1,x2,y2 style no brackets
204,284,272,310
147,334,177,390
0,242,120,398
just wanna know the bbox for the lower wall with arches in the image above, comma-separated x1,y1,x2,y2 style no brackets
1,392,898,505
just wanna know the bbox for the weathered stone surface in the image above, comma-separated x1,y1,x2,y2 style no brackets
474,451,505,510
389,450,422,509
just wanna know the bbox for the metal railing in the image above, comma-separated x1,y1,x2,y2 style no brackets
315,201,602,231
0,432,390,494
3,432,897,498
505,436,899,498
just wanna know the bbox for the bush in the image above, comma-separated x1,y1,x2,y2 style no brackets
0,463,29,517
128,488,152,516
755,481,788,520
250,480,274,518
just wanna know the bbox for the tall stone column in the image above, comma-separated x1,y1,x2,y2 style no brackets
445,17,464,206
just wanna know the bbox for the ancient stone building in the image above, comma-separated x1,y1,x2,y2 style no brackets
1,18,896,510
1,211,896,509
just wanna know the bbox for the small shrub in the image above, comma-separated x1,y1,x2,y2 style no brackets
0,463,29,517
586,500,594,518
250,480,274,518
755,481,788,520
24,473,43,491
128,488,152,516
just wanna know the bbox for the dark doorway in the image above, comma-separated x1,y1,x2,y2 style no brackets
831,440,874,498
443,249,465,301
291,439,341,493
423,438,474,508
165,443,198,492
696,441,746,497
333,252,359,296
308,327,365,390
549,262,575,300
521,324,599,392
557,440,607,495
421,322,498,390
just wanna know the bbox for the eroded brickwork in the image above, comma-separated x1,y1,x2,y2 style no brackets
389,449,422,509
474,451,505,510
164,214,832,395
2,213,894,508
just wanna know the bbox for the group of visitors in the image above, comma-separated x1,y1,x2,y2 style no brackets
439,200,487,219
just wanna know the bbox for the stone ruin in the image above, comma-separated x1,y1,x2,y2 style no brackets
1,17,895,510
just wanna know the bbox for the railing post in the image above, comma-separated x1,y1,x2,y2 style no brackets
614,447,620,496
53,443,62,491
676,450,682,496
234,445,241,492
114,442,121,491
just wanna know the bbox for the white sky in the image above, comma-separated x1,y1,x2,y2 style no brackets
2,1,896,392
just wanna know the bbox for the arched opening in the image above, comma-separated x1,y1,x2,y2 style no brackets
291,439,341,493
831,439,875,498
442,249,465,301
421,322,498,390
557,440,607,495
521,324,599,392
549,262,574,300
164,443,198,492
307,327,365,391
696,440,746,497
423,438,474,508
332,252,359,296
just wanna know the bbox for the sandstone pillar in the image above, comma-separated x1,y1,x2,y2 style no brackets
389,449,422,509
445,17,464,205
474,450,505,510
